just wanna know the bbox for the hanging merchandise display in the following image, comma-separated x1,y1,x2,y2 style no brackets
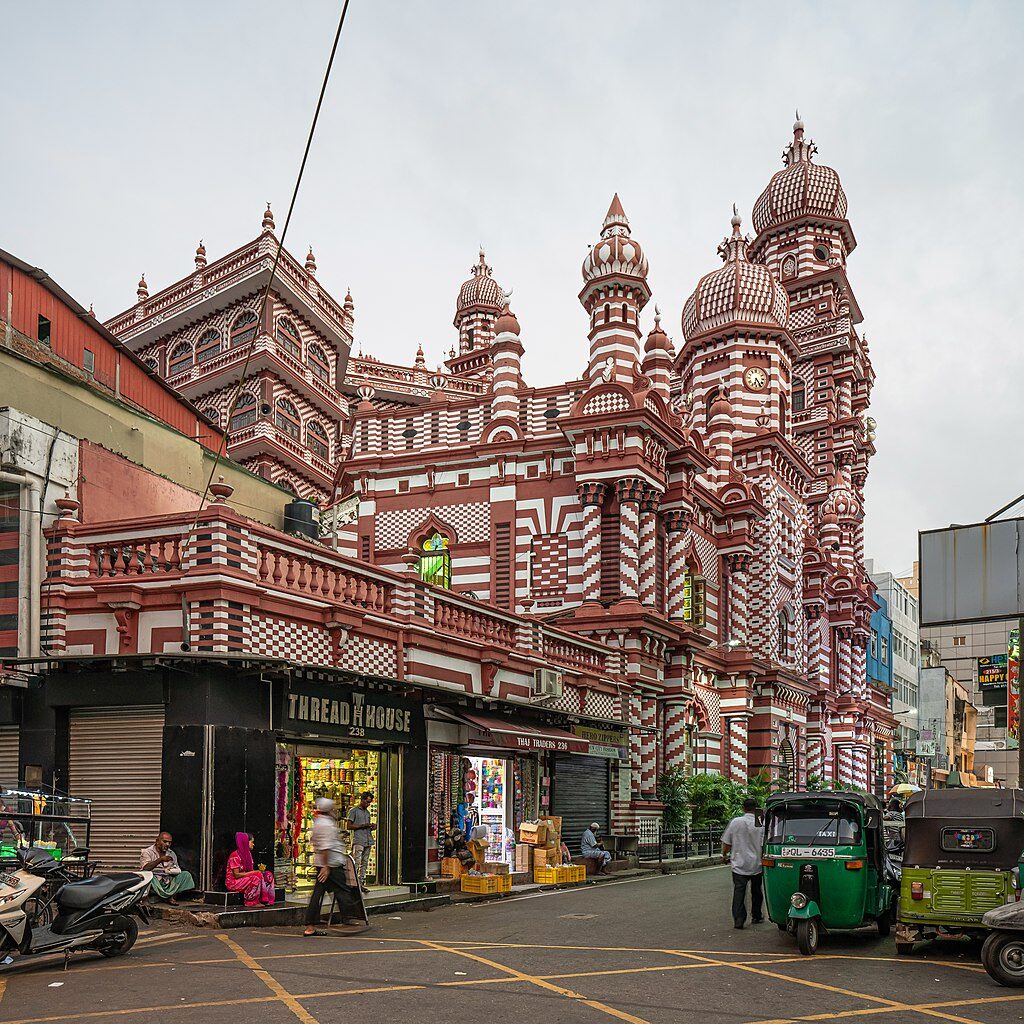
277,746,381,890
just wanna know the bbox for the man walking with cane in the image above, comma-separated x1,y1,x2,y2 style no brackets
722,797,764,929
302,797,366,937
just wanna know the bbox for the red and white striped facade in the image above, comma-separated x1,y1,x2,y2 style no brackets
92,117,894,828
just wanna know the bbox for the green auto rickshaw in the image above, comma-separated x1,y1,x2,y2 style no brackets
897,788,1024,955
763,792,897,955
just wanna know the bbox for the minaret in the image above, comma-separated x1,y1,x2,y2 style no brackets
641,307,673,402
580,195,651,387
454,249,505,354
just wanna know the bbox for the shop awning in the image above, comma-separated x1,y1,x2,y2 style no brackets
436,709,591,755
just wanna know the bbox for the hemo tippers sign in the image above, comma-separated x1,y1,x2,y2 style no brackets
284,683,417,743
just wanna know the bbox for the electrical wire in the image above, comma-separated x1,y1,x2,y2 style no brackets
184,0,351,537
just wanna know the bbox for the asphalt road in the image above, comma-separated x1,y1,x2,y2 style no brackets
0,864,1017,1024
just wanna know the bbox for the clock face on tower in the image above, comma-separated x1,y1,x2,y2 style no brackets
744,366,768,391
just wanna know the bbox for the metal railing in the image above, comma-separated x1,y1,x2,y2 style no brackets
624,824,725,864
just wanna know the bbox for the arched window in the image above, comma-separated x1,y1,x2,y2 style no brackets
782,254,797,280
778,611,790,658
276,317,301,359
682,563,706,627
603,303,611,323
230,311,258,349
792,379,806,413
621,302,628,321
229,393,257,431
779,395,788,435
418,532,451,589
202,407,219,425
275,397,301,439
143,356,158,372
168,341,193,376
306,420,329,460
307,343,331,384
196,328,221,364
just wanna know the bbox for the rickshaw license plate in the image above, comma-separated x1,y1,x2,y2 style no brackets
781,847,837,859
0,872,19,888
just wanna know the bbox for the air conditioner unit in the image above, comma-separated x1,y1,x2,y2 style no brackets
534,668,563,699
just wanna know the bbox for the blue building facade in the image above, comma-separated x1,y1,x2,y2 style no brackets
867,590,893,693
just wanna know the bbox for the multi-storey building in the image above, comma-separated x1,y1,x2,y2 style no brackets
868,559,920,771
89,117,893,853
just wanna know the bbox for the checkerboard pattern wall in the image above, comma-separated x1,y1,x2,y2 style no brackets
251,614,330,662
375,502,490,549
530,533,568,596
337,635,398,678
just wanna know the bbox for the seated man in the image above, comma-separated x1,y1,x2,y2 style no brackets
581,822,612,874
140,830,197,904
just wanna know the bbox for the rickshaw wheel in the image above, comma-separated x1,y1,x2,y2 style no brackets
796,918,819,955
982,932,1024,987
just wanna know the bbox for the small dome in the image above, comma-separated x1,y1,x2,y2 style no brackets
681,210,789,342
455,249,506,322
752,118,847,236
820,480,862,524
581,194,648,284
643,308,673,355
495,305,521,337
709,390,734,422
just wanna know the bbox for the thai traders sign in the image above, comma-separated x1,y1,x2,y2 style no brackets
283,683,418,744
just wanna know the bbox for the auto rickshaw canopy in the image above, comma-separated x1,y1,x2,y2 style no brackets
903,788,1024,870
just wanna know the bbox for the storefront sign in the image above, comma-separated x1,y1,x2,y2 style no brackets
1009,629,1020,749
915,739,937,757
572,725,628,760
284,683,417,744
978,654,1008,689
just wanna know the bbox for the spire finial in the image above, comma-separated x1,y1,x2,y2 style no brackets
730,204,742,236
262,202,275,232
194,239,207,270
654,304,661,326
414,343,426,369
305,246,317,276
137,274,149,302
601,193,630,237
343,288,354,314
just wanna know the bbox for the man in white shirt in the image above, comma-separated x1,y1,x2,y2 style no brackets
721,798,765,929
139,831,196,904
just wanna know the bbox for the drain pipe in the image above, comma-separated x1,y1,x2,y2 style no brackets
0,470,42,657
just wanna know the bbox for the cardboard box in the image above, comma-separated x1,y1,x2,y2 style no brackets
532,847,558,867
481,861,510,875
518,822,547,846
538,815,562,835
440,857,464,879
514,845,532,872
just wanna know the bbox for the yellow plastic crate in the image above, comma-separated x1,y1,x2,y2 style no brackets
536,864,586,885
533,866,559,884
497,873,513,893
461,874,501,894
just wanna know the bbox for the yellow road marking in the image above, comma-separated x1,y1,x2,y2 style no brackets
747,993,1024,1024
0,977,6,1008
217,933,319,1024
1,995,281,1024
666,952,985,1024
418,938,652,1024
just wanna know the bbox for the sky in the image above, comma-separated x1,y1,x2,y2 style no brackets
3,1,1022,575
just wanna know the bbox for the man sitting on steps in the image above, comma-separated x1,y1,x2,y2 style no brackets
581,822,612,874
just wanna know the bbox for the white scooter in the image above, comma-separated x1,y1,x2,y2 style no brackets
0,848,152,966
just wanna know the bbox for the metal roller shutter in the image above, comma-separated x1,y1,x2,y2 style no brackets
550,754,610,856
0,727,18,784
69,707,164,870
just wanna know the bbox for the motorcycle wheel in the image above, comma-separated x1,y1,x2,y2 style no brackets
796,918,819,956
24,896,54,929
877,909,892,938
982,932,1024,988
99,917,138,958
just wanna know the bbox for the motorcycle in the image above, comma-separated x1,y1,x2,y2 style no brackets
980,899,1024,987
0,847,152,966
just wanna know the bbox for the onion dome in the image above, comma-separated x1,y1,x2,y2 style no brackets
709,389,734,422
681,208,789,342
305,247,317,276
344,289,354,314
819,480,862,524
137,274,149,302
262,202,275,232
752,114,848,237
581,194,649,284
455,249,506,323
643,307,673,356
194,240,207,270
414,343,426,369
495,304,521,337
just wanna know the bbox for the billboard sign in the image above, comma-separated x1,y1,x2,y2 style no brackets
919,518,1024,626
915,739,937,757
979,654,1009,689
1009,629,1020,749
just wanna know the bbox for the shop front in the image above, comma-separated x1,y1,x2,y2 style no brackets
274,679,423,890
551,724,628,855
425,709,590,875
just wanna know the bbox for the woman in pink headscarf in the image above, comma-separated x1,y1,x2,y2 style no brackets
225,833,276,907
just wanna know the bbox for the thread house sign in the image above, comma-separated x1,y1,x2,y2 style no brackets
283,683,417,744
